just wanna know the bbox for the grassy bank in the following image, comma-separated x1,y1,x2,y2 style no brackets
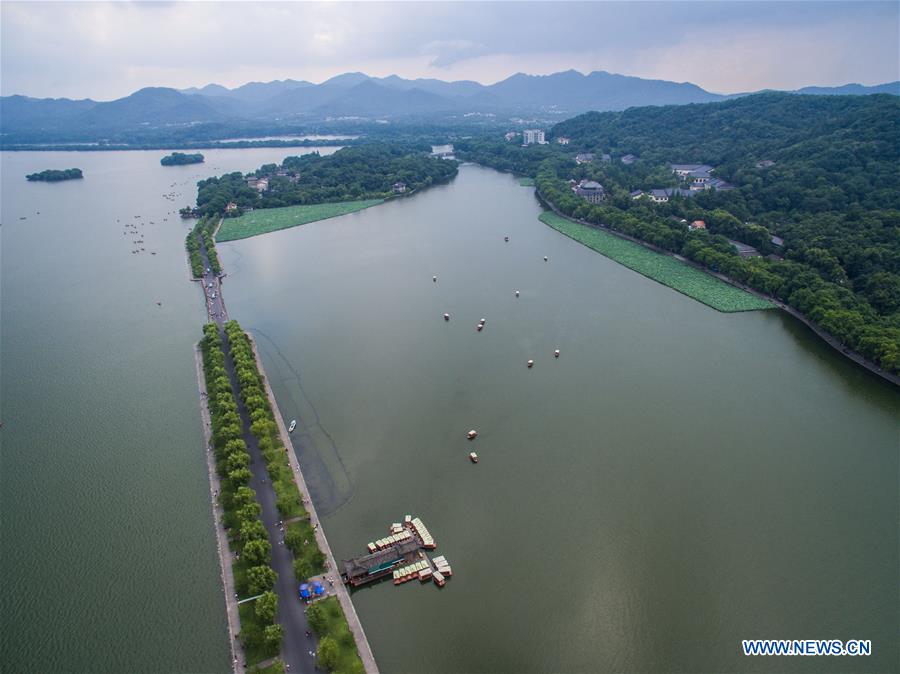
217,200,383,242
200,324,282,665
518,177,535,186
306,597,365,674
539,211,774,312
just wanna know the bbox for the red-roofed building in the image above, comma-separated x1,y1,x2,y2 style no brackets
689,220,706,231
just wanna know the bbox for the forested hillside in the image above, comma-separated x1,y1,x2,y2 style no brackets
456,93,900,373
195,143,458,216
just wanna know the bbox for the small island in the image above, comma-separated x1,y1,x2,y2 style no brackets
26,168,83,182
161,152,204,166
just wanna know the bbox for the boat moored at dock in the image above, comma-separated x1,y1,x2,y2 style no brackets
341,514,448,590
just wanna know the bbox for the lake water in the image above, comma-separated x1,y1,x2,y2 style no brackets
218,164,899,673
0,147,336,673
2,153,897,673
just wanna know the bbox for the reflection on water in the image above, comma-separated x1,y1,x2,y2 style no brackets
219,165,900,673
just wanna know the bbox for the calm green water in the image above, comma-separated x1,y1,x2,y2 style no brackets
0,147,335,672
218,164,900,673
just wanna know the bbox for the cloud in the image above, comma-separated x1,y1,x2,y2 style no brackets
1,1,897,99
423,39,487,68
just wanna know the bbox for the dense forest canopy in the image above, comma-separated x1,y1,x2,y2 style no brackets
25,168,83,181
456,93,900,373
194,143,458,216
161,152,204,166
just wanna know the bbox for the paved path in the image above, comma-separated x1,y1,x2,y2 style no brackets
247,334,380,674
197,224,379,673
218,324,318,674
194,345,246,674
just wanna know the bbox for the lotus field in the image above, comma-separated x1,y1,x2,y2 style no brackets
217,199,384,242
539,211,775,312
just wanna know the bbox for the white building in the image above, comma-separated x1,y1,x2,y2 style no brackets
522,129,546,145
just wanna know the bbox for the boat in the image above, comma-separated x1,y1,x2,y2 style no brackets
469,452,479,463
288,419,297,433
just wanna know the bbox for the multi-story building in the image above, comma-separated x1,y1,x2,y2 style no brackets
522,129,546,145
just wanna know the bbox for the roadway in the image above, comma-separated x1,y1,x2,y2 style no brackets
198,234,320,674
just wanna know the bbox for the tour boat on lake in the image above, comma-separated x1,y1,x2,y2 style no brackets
288,420,297,433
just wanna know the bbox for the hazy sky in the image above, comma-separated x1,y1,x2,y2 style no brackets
2,1,898,100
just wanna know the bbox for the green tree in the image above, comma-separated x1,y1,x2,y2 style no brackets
255,591,278,624
264,623,283,651
240,519,267,542
247,565,277,595
306,602,326,634
238,502,263,522
243,538,271,566
233,486,257,507
228,467,252,486
317,636,338,670
227,451,250,473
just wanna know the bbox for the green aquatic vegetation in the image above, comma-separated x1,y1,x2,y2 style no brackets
217,200,383,242
539,212,774,312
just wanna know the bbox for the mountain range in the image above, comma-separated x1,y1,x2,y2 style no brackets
2,70,897,144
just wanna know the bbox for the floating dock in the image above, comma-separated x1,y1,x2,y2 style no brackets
341,538,421,587
341,515,451,590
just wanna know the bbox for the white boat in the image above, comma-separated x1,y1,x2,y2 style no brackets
288,419,297,433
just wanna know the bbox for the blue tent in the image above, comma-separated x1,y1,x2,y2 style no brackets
299,583,311,599
312,582,325,596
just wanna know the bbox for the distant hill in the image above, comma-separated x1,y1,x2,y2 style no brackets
76,87,225,132
3,70,897,144
0,95,98,133
792,81,900,96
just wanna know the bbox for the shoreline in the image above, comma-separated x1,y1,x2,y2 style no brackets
216,172,457,243
535,189,900,389
193,344,246,674
539,210,773,313
245,333,380,674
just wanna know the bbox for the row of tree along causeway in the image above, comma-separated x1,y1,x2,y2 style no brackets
200,323,284,667
186,215,221,278
457,92,900,376
161,151,204,166
26,168,83,181
539,211,773,312
201,315,367,673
